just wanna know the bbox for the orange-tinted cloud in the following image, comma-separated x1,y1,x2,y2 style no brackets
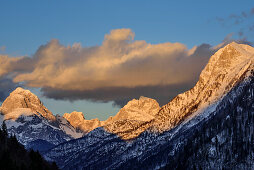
13,29,203,91
2,29,244,106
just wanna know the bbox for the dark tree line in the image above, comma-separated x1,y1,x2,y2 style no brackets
0,121,59,170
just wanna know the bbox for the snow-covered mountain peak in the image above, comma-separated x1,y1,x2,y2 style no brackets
0,87,55,121
11,87,33,95
200,42,254,82
139,96,150,101
210,41,254,64
103,96,160,140
227,41,254,55
0,88,84,147
152,42,254,132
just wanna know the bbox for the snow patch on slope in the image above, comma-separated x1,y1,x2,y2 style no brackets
3,108,34,120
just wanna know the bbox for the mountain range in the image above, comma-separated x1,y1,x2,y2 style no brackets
1,42,254,169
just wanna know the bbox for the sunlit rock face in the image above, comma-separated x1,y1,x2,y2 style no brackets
63,111,102,133
103,96,160,140
0,87,55,120
63,97,160,140
151,42,254,132
63,111,86,129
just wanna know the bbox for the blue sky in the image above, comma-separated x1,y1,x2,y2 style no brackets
0,0,253,120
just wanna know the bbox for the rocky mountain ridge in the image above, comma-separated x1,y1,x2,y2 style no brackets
151,42,254,132
0,87,162,147
63,96,160,140
43,42,254,169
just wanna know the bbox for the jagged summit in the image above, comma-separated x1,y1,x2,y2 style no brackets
62,96,160,140
0,87,55,120
111,96,160,121
227,41,254,55
63,111,85,122
63,111,102,133
103,96,160,140
0,87,84,146
152,42,254,132
11,87,29,94
139,96,150,100
200,42,254,80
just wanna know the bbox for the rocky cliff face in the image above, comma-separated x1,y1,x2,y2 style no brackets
63,111,102,133
0,87,55,120
63,96,160,140
151,42,254,132
103,96,160,140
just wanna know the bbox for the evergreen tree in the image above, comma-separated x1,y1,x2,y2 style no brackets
0,124,59,170
1,121,8,137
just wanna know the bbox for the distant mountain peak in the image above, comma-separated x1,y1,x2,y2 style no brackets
199,42,254,83
0,88,83,147
63,111,85,121
11,87,31,94
115,96,160,120
0,87,55,121
226,41,241,48
215,42,254,62
63,111,86,128
62,96,161,140
139,96,150,100
226,41,253,53
63,111,102,133
103,96,160,140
